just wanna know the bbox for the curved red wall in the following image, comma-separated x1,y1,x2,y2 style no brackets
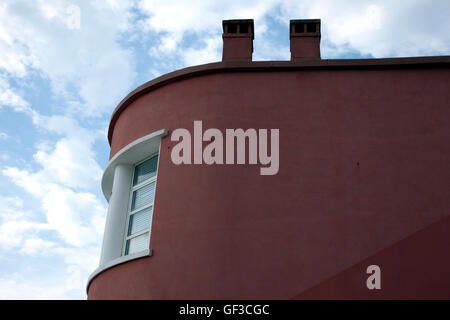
88,66,450,299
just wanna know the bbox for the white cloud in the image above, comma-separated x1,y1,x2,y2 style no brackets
140,0,280,66
52,245,101,278
0,0,137,116
0,195,23,210
0,130,105,298
0,77,29,109
280,0,450,58
41,186,106,247
19,238,56,255
181,36,222,66
0,0,141,300
0,69,106,295
1,112,106,249
0,263,92,299
0,108,103,190
0,191,100,298
2,0,449,118
0,204,51,250
0,76,41,126
139,0,277,34
140,0,450,65
2,161,106,248
33,116,103,190
0,275,72,299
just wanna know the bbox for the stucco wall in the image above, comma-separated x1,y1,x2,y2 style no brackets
88,65,450,299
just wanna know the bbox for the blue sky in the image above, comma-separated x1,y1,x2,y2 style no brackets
0,0,449,299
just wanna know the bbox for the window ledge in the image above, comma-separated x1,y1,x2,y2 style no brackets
86,249,152,292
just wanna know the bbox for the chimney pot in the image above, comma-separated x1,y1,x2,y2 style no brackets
222,19,254,61
290,19,321,60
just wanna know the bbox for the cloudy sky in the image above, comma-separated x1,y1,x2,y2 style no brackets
0,0,449,299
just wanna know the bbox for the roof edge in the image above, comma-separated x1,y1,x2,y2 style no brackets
108,56,450,144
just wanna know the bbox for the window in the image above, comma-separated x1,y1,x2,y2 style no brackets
306,22,316,33
294,23,305,33
123,154,159,256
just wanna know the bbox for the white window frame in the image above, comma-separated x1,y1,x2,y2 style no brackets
89,129,167,291
122,152,160,256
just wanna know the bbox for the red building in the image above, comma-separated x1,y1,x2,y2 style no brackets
87,19,450,299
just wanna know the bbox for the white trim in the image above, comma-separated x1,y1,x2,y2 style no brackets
132,175,157,191
122,153,159,256
125,228,150,240
101,129,168,201
99,164,134,267
129,202,154,215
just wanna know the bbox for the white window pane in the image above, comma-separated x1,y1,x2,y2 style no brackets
128,206,153,236
126,232,150,255
133,155,158,186
131,181,156,211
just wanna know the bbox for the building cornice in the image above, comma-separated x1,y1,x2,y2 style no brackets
108,56,450,144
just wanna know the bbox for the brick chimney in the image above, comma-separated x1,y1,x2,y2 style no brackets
222,19,254,61
290,19,321,60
